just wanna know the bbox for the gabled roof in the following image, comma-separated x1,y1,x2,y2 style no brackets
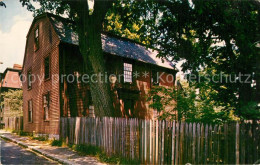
47,13,175,70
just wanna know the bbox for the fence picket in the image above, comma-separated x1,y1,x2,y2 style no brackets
59,117,259,164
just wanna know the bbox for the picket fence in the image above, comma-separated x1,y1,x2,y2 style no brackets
60,117,260,164
4,116,23,131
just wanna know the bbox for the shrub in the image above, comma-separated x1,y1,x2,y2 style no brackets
51,139,63,146
73,144,101,156
12,130,31,136
18,130,31,136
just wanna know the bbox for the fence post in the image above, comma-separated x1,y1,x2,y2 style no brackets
236,122,239,164
171,121,175,165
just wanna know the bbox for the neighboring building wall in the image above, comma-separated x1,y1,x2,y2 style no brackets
22,16,60,135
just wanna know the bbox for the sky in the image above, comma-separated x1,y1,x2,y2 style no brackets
0,0,34,72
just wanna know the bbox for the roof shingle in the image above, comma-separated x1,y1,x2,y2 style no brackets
49,15,175,70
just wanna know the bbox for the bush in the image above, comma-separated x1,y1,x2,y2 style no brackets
18,131,31,136
12,130,31,136
73,144,101,156
51,139,63,146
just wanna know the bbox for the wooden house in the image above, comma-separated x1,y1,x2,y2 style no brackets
22,13,177,137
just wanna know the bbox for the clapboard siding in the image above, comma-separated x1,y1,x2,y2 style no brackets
22,15,60,135
22,14,176,136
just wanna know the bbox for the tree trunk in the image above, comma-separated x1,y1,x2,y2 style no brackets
73,0,114,117
255,47,260,104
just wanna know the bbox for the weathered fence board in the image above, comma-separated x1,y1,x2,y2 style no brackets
4,116,23,131
60,117,260,164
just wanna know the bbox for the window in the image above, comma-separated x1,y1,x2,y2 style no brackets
152,70,159,85
34,27,39,51
44,56,50,79
43,92,50,121
28,100,33,122
123,63,132,83
27,70,32,89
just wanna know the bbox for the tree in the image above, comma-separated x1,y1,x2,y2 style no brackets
1,90,23,117
124,0,260,120
3,0,258,119
0,1,6,8
19,0,117,116
147,79,239,124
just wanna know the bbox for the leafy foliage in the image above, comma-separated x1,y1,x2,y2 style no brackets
51,139,63,146
1,89,23,117
111,0,260,120
148,79,240,124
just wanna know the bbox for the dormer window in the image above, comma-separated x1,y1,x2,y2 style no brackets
123,63,132,83
34,27,39,51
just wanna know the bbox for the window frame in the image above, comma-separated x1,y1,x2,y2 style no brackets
28,100,33,123
44,55,51,80
27,69,32,90
43,92,50,121
123,63,133,83
34,26,39,51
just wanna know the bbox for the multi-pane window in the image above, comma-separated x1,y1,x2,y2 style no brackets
152,70,159,85
27,70,32,89
28,100,33,122
44,56,50,79
43,92,50,121
123,63,132,83
34,27,39,51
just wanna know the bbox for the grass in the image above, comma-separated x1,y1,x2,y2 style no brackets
9,130,140,164
32,135,49,141
69,144,141,164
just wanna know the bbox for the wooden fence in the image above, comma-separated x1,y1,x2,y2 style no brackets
60,117,260,164
4,116,23,131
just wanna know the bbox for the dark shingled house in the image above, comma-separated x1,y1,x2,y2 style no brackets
22,13,177,137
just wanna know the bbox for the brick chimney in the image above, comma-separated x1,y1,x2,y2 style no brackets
13,64,22,70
